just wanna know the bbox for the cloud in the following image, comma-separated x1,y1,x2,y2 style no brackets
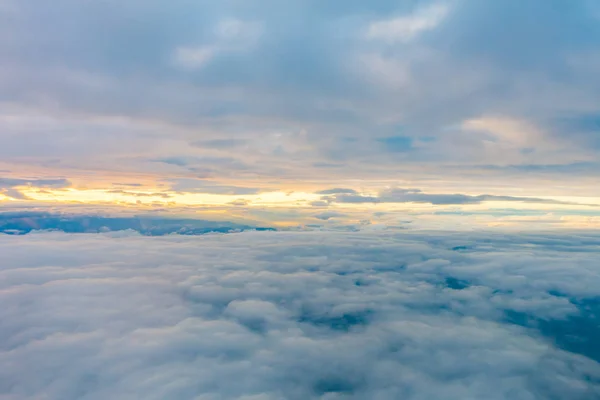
172,17,263,70
313,211,347,220
331,188,597,206
0,178,71,200
0,178,71,189
168,179,261,195
315,188,358,195
191,139,249,150
0,189,30,200
153,156,248,170
367,3,449,43
172,46,216,69
0,230,599,398
229,199,250,207
106,190,172,199
309,200,330,207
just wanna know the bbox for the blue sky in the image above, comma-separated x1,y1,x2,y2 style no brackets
1,0,599,228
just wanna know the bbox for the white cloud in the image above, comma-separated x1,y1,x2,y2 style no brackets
172,46,216,69
367,3,449,43
358,53,411,88
216,18,263,45
0,230,599,399
461,116,548,152
172,18,262,70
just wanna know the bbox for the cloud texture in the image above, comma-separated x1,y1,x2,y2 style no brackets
1,230,599,399
2,0,600,192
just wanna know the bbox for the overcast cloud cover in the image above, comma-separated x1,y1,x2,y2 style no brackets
1,0,600,222
1,230,599,399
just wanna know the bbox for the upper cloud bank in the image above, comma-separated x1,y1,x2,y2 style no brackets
1,0,600,195
0,230,599,399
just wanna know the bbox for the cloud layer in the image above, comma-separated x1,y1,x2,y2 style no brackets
1,0,600,203
1,230,599,399
327,187,596,206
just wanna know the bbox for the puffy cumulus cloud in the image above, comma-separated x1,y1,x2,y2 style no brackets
1,230,600,399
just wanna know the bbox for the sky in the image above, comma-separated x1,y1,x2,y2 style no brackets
2,3,600,398
1,0,600,229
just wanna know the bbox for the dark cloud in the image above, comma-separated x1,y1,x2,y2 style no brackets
0,230,599,398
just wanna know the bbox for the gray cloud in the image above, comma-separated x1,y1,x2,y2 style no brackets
114,183,144,187
0,189,30,200
1,0,599,182
313,211,347,220
1,230,599,399
191,139,249,149
0,178,71,200
168,178,261,195
229,199,250,207
315,188,359,195
153,156,249,171
331,188,596,206
0,178,71,189
107,190,173,198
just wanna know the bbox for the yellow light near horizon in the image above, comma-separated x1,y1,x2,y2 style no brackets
13,187,600,217
19,187,325,208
